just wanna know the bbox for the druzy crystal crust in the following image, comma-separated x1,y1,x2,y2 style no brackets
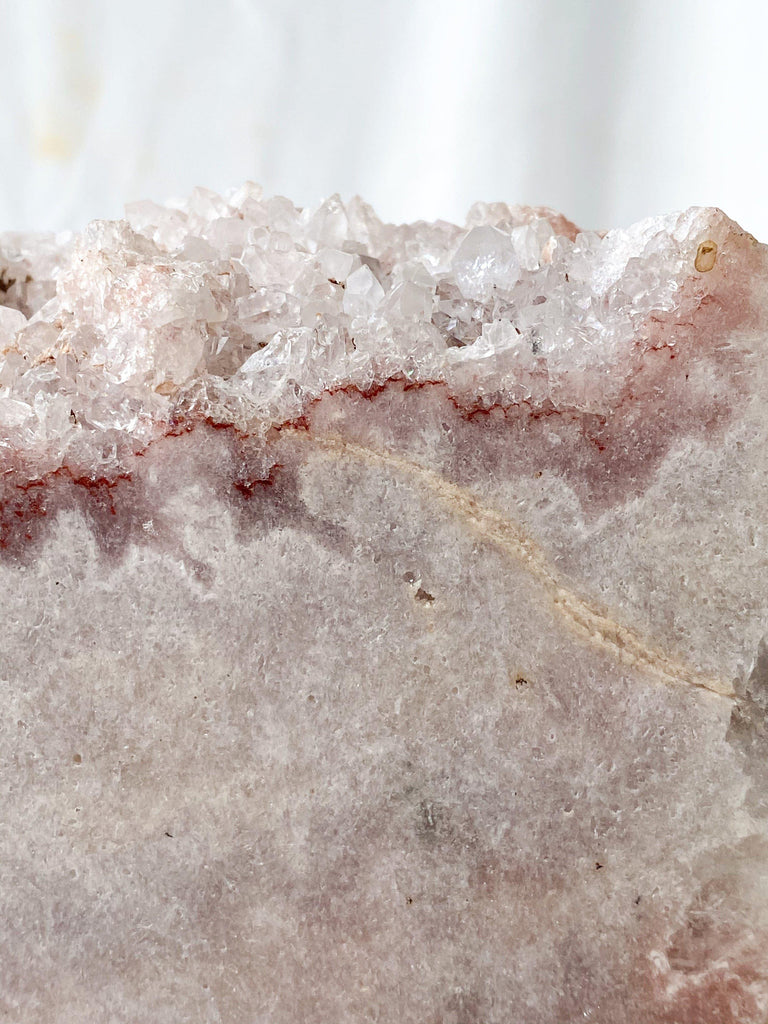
1,185,768,1023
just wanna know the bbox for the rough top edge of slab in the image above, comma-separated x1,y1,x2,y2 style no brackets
0,185,765,475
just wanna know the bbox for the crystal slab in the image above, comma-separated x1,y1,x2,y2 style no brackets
1,185,767,1023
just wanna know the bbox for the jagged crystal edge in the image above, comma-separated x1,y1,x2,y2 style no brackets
0,183,751,473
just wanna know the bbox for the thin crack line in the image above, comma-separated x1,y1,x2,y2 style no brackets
282,428,734,701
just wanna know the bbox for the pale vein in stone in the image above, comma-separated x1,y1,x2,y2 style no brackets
283,428,734,701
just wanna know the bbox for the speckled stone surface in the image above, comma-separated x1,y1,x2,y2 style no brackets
1,187,768,1023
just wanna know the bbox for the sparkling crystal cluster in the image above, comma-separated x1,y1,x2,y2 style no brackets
0,184,746,471
1,186,768,1024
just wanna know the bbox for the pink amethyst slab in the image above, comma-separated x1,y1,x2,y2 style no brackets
1,185,768,1023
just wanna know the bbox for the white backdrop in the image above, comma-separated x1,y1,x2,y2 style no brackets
1,0,767,237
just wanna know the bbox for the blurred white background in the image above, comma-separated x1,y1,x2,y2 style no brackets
1,0,766,235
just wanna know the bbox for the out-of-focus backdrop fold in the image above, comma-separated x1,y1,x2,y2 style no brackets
1,0,765,234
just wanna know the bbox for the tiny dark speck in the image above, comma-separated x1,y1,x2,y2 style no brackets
634,895,642,904
165,831,173,838
595,862,604,870
406,896,413,905
415,587,434,603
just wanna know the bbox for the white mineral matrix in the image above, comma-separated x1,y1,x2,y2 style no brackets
1,183,767,1024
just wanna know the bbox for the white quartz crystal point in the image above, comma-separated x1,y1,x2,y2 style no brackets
451,223,521,301
0,304,26,346
342,263,385,316
0,185,768,1024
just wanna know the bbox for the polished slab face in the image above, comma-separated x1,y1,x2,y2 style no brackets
1,186,768,1023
